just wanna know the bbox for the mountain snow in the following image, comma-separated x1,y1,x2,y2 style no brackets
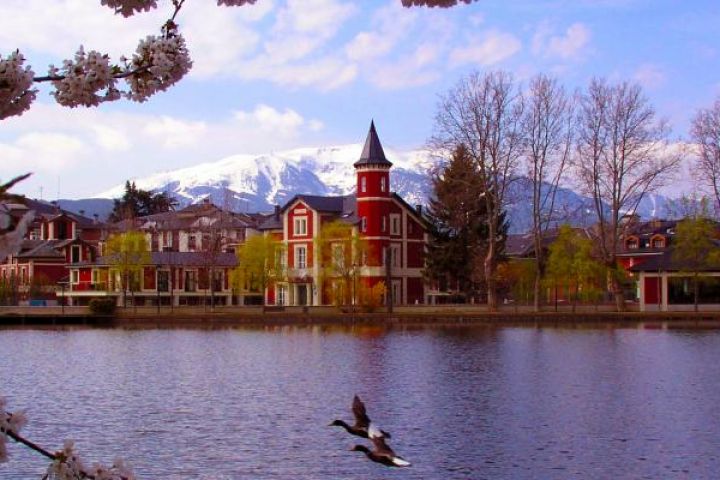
92,143,679,231
95,144,436,213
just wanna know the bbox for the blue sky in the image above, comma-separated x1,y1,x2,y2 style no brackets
2,0,719,199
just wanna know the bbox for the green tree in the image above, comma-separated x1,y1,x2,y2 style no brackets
544,225,605,311
425,144,504,302
109,181,177,222
673,215,720,312
230,234,285,307
315,220,368,306
105,230,151,308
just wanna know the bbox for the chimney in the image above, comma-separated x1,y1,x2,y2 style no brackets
93,214,99,224
79,209,85,217
415,204,423,216
274,205,280,221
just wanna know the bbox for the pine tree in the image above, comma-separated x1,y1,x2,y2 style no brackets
424,144,506,301
109,181,178,221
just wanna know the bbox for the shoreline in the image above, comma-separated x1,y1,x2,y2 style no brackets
2,308,720,330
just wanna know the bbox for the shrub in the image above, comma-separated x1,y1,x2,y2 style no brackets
358,281,386,313
88,298,117,316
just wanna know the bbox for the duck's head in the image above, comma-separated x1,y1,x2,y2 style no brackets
329,419,346,427
351,445,370,453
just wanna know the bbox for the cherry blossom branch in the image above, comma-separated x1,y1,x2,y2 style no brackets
2,406,135,480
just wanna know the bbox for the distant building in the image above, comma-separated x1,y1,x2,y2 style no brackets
50,121,428,307
0,199,102,304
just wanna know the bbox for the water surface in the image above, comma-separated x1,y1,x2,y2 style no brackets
1,326,719,479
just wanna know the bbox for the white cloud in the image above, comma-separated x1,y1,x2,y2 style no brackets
92,125,131,151
633,63,667,89
371,43,443,89
449,30,522,67
533,22,591,60
1,102,326,198
144,117,208,148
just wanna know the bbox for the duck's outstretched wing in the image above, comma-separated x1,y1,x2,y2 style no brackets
370,434,396,457
352,395,371,428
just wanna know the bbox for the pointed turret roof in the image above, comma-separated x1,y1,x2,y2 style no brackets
353,120,393,168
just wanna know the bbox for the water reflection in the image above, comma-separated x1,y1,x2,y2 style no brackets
0,326,719,479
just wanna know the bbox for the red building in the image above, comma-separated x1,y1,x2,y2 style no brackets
258,121,428,306
0,199,102,304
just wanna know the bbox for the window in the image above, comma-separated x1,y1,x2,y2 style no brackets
390,214,400,235
188,234,197,251
91,269,99,284
380,176,386,192
71,245,81,263
294,217,307,236
651,237,665,248
296,246,307,269
391,245,401,268
361,176,367,193
626,238,639,250
332,244,345,269
157,271,169,292
381,216,386,232
361,217,367,233
277,285,287,305
70,270,79,284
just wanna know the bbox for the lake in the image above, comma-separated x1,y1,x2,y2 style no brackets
1,326,720,479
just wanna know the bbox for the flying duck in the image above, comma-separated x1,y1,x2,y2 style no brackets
351,430,411,468
329,395,391,439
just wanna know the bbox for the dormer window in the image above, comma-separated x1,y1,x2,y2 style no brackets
651,236,665,249
626,238,639,250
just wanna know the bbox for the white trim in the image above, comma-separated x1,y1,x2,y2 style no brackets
293,216,308,236
294,244,307,269
354,166,392,172
356,197,392,202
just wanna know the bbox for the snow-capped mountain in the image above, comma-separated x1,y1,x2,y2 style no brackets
94,144,436,213
89,143,680,232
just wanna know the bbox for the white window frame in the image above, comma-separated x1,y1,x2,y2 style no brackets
390,214,400,235
361,176,367,193
277,285,287,305
294,216,307,236
380,176,386,192
295,245,307,269
70,270,79,285
391,245,401,268
71,245,81,263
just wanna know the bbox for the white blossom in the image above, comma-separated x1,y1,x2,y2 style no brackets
49,47,120,108
0,51,37,120
0,397,27,464
100,0,158,17
125,32,191,102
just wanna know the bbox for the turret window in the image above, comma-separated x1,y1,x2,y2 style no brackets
361,176,367,193
361,217,367,232
381,216,387,232
380,177,386,192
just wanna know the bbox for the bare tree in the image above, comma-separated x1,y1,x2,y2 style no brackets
522,74,574,311
574,78,680,310
432,70,524,310
691,97,720,215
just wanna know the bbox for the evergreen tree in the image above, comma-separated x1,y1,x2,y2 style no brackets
424,144,507,301
109,181,178,221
